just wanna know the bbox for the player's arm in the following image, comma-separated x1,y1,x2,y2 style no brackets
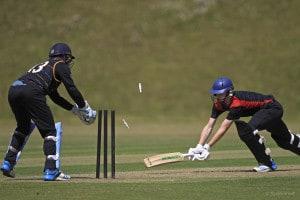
188,117,216,156
55,63,85,108
188,118,233,161
187,105,223,158
55,63,96,125
199,117,217,145
207,119,233,147
48,89,73,110
198,104,225,145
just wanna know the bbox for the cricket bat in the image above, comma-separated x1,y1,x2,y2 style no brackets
144,152,192,168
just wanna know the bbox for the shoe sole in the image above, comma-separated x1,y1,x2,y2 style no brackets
44,177,70,181
253,168,271,172
55,177,70,181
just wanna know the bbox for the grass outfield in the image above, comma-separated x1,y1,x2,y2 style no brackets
0,122,299,199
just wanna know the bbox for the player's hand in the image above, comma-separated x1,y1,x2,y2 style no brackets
188,144,210,160
188,144,203,160
188,143,207,154
192,150,210,161
72,101,97,125
79,101,97,125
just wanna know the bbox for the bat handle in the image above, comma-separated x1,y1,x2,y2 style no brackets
181,153,194,158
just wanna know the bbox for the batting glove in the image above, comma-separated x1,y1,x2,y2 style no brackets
187,144,203,160
188,144,205,154
189,143,210,161
192,150,210,161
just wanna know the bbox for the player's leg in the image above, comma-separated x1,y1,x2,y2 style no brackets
1,86,33,177
251,100,299,154
26,94,69,181
235,120,276,172
267,119,300,155
27,96,58,179
245,101,284,171
16,122,35,162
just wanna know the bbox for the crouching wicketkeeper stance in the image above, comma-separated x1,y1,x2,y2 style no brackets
1,43,96,180
188,77,299,172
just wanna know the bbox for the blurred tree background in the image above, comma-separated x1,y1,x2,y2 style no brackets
0,0,299,123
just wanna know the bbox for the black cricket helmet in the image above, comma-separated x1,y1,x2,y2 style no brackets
49,43,75,59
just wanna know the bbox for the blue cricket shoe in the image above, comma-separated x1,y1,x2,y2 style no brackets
1,160,15,178
43,169,71,181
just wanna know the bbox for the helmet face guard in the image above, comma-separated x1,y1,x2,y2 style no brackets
64,54,74,66
211,91,233,105
211,92,227,102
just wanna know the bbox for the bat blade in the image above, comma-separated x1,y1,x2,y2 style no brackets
144,152,190,168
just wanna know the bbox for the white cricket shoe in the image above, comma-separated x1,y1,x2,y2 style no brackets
253,165,272,172
56,171,71,181
253,160,277,172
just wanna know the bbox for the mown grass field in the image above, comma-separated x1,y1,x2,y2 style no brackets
0,121,299,199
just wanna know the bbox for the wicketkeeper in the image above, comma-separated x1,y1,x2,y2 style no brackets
188,77,300,172
1,43,96,180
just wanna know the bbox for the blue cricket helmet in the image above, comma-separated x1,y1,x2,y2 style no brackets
210,77,234,95
49,43,75,59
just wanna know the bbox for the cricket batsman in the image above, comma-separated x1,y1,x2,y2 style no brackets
188,77,300,172
1,43,96,180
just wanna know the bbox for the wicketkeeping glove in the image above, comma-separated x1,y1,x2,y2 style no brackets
71,101,97,125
